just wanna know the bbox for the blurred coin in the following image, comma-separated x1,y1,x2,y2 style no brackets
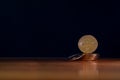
81,53,99,61
78,35,98,54
68,53,98,61
68,54,85,61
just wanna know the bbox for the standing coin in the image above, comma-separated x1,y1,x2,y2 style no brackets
78,35,98,54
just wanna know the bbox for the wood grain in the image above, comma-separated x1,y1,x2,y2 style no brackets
0,59,119,80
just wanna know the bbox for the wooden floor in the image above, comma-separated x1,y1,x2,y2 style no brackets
0,59,120,80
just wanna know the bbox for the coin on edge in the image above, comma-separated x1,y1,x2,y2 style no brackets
78,35,98,54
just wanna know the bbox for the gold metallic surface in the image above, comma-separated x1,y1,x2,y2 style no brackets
78,35,98,54
81,53,99,61
68,53,98,61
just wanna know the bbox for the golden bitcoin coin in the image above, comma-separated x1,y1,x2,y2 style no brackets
78,35,98,54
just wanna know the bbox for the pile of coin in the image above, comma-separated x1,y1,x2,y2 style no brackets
69,35,99,61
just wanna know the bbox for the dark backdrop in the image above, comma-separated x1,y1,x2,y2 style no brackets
0,0,120,58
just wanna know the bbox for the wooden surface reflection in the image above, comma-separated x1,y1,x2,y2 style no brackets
0,59,120,80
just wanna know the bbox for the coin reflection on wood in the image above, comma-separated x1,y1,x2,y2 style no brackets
78,61,99,80
69,35,99,61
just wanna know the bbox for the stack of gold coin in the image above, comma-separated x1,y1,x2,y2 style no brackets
78,35,99,61
68,35,99,61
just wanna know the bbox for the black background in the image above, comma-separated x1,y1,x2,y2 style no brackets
0,0,120,58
